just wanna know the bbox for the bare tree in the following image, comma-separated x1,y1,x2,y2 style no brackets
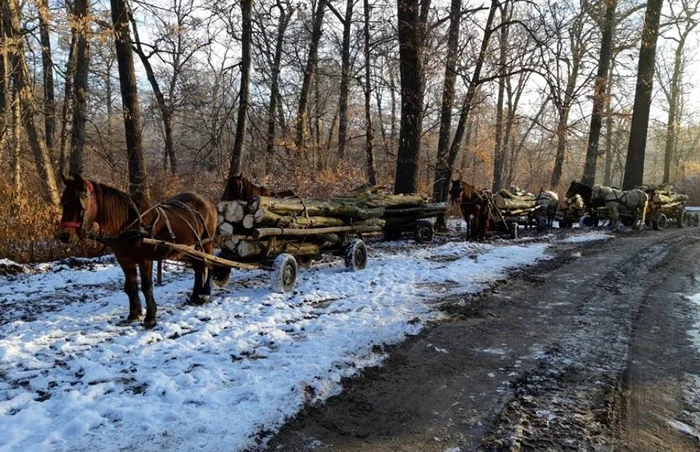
622,0,663,189
227,0,253,178
394,0,430,194
37,0,56,153
69,0,91,174
295,0,328,153
582,0,617,186
337,0,356,161
2,0,60,204
362,0,376,184
110,0,148,196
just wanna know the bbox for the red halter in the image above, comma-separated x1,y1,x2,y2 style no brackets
59,180,97,230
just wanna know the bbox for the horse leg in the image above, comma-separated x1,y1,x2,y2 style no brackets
200,243,213,301
139,260,157,329
120,262,142,324
189,261,211,305
610,205,619,229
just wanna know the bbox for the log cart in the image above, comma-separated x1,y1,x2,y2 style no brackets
486,190,550,239
212,195,386,292
643,186,696,230
333,185,445,243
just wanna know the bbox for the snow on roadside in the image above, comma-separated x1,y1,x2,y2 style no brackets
560,233,614,243
0,241,548,451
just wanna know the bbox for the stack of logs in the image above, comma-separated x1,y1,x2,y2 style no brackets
216,186,447,260
646,185,689,206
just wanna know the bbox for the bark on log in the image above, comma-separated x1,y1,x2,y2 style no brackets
237,239,320,258
252,224,382,239
257,196,384,219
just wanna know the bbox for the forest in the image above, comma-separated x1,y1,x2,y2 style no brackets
1,0,699,261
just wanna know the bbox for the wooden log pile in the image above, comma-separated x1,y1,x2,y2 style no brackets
645,185,689,206
493,189,537,211
215,185,447,260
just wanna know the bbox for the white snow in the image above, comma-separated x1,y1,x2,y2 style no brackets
560,233,614,243
0,240,549,451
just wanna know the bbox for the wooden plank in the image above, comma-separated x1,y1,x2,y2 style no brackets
252,225,382,239
140,238,264,270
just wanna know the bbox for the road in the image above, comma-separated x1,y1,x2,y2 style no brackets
266,227,700,451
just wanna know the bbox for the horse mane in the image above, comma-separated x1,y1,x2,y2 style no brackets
92,181,151,235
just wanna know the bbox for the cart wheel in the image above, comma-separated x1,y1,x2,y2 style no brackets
579,215,593,228
271,253,298,293
509,222,519,239
414,220,434,243
345,239,367,271
677,209,686,228
652,214,667,231
383,229,402,241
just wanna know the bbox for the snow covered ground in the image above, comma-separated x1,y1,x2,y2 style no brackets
0,232,605,451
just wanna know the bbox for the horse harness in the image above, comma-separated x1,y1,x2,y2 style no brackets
59,179,98,233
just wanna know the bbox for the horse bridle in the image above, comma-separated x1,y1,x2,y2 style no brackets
59,179,98,234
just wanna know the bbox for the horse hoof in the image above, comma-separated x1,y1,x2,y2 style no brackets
143,319,157,329
187,296,209,306
117,316,141,326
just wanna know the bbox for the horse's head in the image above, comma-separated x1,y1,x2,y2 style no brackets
565,181,579,199
56,173,97,244
448,179,463,206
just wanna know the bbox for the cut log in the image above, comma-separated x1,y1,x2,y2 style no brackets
257,196,384,219
242,214,255,229
493,195,536,211
218,222,234,237
236,239,320,258
224,201,245,223
217,202,226,214
223,236,239,251
217,214,224,226
252,224,382,239
253,208,265,223
255,209,347,228
333,185,428,208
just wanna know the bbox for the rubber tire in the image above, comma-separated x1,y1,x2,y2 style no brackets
271,253,298,293
414,220,434,243
345,239,368,271
579,215,595,228
678,209,687,228
651,213,667,231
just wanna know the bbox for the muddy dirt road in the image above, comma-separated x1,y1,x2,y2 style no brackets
267,228,700,451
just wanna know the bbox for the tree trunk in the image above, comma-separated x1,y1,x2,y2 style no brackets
582,0,617,186
2,0,60,205
492,2,509,192
227,0,253,178
662,17,696,183
550,67,581,188
338,0,354,161
363,0,377,185
58,28,78,177
11,84,21,191
0,16,8,149
445,0,498,175
265,0,291,162
295,0,327,154
131,16,177,175
394,0,426,194
110,0,148,197
431,0,461,202
38,0,56,154
69,0,90,175
623,0,663,190
603,59,615,186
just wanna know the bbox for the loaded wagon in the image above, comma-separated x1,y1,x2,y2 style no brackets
486,189,556,238
643,185,697,230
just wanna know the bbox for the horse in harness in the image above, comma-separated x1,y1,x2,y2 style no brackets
591,184,648,229
449,179,491,241
56,174,217,329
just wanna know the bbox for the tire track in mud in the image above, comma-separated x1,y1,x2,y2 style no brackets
266,228,699,452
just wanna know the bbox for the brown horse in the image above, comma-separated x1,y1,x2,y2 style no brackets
56,174,217,329
449,179,491,241
222,174,295,201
